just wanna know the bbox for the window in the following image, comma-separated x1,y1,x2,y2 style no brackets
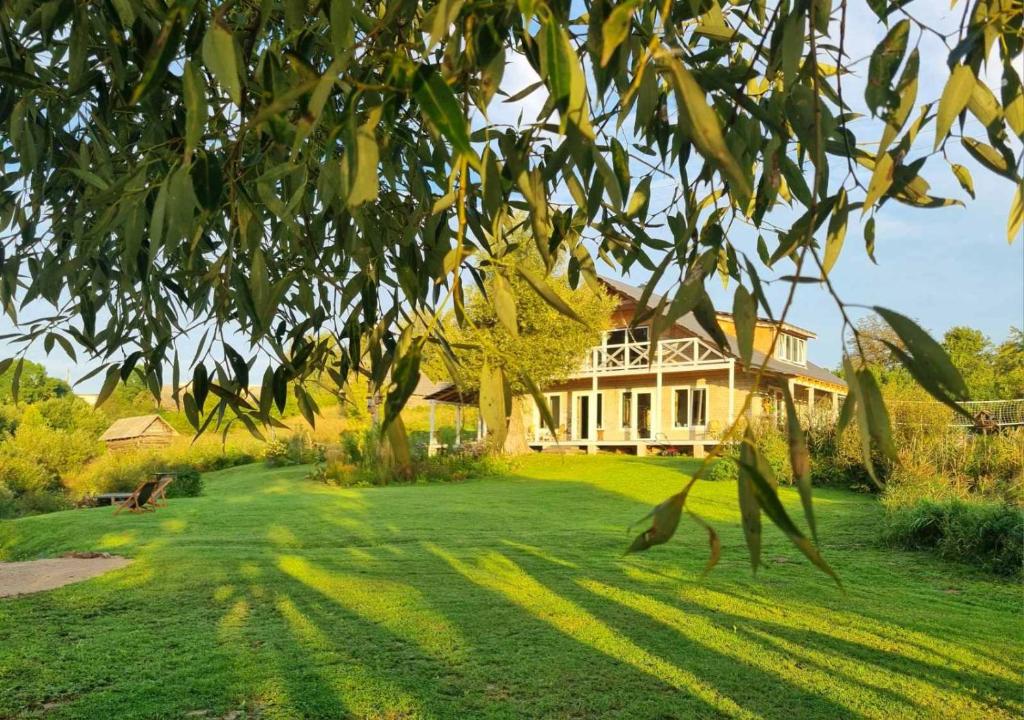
674,389,690,427
596,393,604,429
691,388,707,426
547,395,561,427
621,391,632,428
776,333,806,364
606,326,649,346
674,387,708,427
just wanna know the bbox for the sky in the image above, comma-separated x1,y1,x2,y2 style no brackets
2,1,1022,390
489,0,1023,371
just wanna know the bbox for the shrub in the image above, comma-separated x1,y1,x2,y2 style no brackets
264,439,291,467
308,447,359,486
264,432,319,467
704,454,738,482
0,457,71,519
309,435,509,488
883,499,1024,576
0,455,54,495
164,469,203,498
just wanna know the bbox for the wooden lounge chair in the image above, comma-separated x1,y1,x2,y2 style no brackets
149,473,176,508
114,480,158,515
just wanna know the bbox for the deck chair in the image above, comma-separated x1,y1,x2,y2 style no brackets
114,480,158,515
150,474,175,508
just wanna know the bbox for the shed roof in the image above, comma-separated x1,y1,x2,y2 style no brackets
99,414,178,442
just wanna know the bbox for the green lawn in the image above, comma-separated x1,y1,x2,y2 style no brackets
1,456,1020,719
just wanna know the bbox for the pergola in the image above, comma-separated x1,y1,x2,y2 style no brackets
421,385,480,456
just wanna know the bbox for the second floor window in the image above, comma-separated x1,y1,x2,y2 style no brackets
606,326,649,346
776,333,806,364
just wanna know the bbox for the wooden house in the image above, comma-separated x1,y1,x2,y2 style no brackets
424,276,846,457
99,415,179,452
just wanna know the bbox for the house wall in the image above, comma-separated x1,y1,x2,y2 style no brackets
531,368,802,443
522,288,844,446
105,433,176,453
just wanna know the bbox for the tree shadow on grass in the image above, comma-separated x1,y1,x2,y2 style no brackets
2,463,1020,719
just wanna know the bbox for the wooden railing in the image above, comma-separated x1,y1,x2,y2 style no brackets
578,337,728,375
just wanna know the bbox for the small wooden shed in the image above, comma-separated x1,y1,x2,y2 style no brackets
100,415,179,452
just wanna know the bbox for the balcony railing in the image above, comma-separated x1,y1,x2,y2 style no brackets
578,337,729,375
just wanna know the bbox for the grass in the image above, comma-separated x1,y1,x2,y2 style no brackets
0,455,1020,719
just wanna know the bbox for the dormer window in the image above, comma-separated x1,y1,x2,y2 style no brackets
776,333,806,365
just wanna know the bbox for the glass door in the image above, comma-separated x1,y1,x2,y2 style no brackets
636,392,652,440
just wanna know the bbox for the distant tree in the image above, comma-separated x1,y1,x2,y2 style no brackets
0,360,70,404
425,230,615,453
847,314,909,374
943,326,997,399
993,329,1024,399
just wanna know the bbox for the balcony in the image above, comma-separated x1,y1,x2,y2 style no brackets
577,337,730,376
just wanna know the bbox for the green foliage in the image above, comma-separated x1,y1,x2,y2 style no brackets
0,360,70,404
883,499,1024,577
67,438,261,496
34,396,109,436
944,326,1024,400
0,406,103,483
264,433,320,467
709,421,794,486
0,454,69,519
425,229,615,396
164,469,204,499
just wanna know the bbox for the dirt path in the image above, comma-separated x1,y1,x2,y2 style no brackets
0,556,132,598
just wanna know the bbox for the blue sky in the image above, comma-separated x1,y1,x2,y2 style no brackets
491,1,1023,370
2,1,1021,389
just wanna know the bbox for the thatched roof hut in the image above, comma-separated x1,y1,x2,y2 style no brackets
99,415,178,451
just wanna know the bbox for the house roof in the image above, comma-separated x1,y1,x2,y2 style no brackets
413,374,449,398
599,275,846,388
99,414,178,442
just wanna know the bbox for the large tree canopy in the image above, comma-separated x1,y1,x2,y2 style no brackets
424,225,615,450
0,0,1021,575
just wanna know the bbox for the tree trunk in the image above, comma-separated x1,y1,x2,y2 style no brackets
502,395,532,455
379,415,413,482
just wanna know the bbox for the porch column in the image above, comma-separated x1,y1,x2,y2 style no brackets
654,369,663,438
832,391,840,419
589,375,598,452
808,386,816,425
454,405,463,446
630,391,638,442
428,400,438,456
727,358,736,425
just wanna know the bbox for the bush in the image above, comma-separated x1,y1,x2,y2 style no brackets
883,499,1024,576
307,446,358,486
704,454,738,482
164,469,203,498
0,407,103,481
264,433,319,467
0,457,71,519
263,439,290,467
308,435,509,488
0,455,54,495
68,453,206,498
